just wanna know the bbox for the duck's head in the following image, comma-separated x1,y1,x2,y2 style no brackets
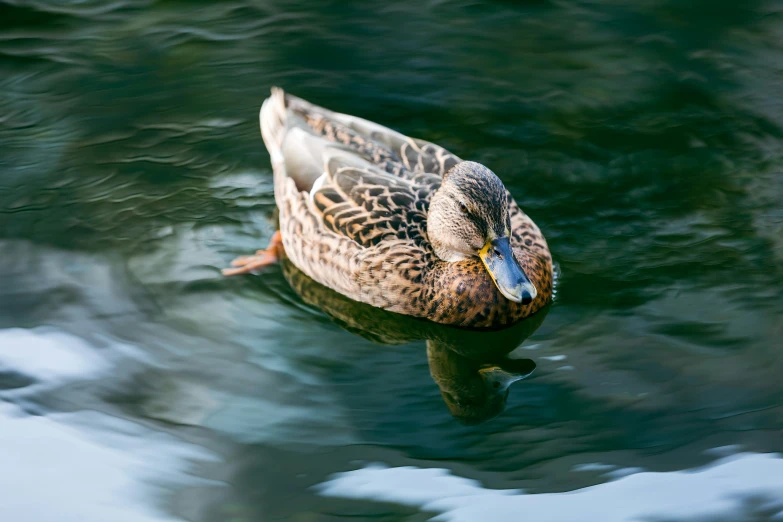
428,161,537,304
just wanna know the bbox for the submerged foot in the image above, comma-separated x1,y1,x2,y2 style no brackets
222,230,283,276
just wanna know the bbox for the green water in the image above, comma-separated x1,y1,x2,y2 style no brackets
1,0,782,520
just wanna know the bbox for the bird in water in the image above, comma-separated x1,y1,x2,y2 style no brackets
224,88,553,328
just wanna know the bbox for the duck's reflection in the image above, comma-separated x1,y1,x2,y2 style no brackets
279,256,548,424
427,343,537,425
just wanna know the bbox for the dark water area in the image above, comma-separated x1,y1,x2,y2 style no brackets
1,1,783,520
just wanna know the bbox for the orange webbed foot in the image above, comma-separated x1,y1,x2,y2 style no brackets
222,231,283,276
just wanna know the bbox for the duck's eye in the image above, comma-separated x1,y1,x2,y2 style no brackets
459,202,469,214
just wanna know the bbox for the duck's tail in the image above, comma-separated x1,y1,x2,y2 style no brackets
260,87,288,168
260,87,350,197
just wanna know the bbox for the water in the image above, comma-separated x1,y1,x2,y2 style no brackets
1,0,783,520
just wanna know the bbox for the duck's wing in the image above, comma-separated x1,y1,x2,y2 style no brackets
265,87,455,250
312,159,429,247
285,91,462,180
260,88,438,309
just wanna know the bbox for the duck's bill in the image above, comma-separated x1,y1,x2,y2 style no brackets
479,237,537,304
479,359,536,392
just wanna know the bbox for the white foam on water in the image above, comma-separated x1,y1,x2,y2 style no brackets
317,453,783,522
572,462,615,472
0,402,216,522
0,328,219,522
0,328,108,382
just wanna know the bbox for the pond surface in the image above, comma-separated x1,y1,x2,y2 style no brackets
1,0,783,520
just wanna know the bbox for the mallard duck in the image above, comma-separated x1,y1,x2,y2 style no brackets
224,88,553,328
276,252,547,424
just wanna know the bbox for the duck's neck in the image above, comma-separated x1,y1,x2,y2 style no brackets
427,189,473,263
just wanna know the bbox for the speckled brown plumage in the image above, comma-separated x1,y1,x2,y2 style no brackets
258,88,552,328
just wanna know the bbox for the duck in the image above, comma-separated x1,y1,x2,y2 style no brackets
224,88,553,328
